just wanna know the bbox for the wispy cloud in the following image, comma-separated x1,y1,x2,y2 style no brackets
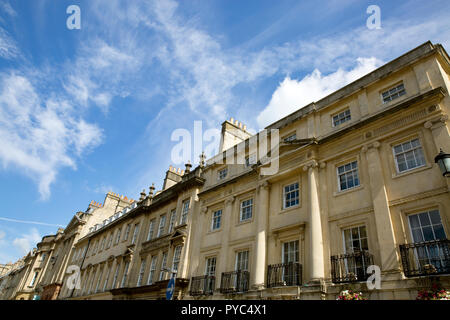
0,1,17,17
0,26,20,60
0,217,64,228
0,72,103,199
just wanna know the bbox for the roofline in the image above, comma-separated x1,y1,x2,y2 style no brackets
265,41,448,131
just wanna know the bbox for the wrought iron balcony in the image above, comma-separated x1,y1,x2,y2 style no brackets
399,239,450,277
331,250,374,283
267,262,302,288
220,270,249,294
189,275,215,296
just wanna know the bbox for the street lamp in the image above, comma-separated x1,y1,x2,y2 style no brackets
434,148,450,177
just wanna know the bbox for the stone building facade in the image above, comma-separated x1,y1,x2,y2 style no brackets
1,41,449,300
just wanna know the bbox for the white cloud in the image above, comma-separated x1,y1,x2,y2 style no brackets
0,73,103,199
0,1,17,17
12,228,41,255
257,57,382,127
0,27,20,59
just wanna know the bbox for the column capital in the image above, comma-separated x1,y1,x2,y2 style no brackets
201,207,208,215
424,114,449,130
224,196,235,206
257,180,270,191
302,160,318,171
362,141,381,153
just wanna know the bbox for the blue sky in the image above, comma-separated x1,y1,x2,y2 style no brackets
0,0,449,263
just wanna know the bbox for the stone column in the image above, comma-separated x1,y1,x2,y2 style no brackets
363,141,399,273
425,115,450,152
217,197,235,281
425,116,450,188
303,160,325,283
252,181,269,290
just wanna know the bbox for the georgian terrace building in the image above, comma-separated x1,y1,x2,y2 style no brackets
186,41,450,300
37,194,133,300
63,166,204,300
1,41,449,301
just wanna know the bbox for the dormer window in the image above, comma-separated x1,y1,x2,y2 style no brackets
283,133,296,142
381,83,406,103
332,109,351,127
218,168,228,180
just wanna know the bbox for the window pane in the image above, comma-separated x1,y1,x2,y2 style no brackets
433,225,446,240
419,212,431,226
409,214,420,229
422,226,434,241
429,210,442,225
411,228,423,242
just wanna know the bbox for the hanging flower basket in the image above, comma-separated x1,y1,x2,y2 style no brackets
337,289,367,300
416,283,450,300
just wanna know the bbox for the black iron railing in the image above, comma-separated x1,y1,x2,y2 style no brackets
267,262,302,288
400,239,450,277
331,251,374,283
189,275,215,296
220,270,249,294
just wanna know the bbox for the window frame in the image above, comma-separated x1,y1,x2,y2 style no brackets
218,167,228,180
332,108,351,127
381,82,406,104
157,215,167,238
336,160,360,192
211,209,222,231
283,182,300,209
392,137,426,174
239,199,253,222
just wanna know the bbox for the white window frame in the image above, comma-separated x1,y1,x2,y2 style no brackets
131,223,140,244
115,227,122,244
137,259,146,287
111,263,120,289
159,252,168,281
283,182,299,209
95,267,103,293
337,160,360,192
332,108,351,127
157,215,167,238
283,133,297,142
147,256,158,285
147,219,155,241
408,210,447,243
240,199,253,222
172,245,183,273
211,209,222,231
392,138,426,174
218,168,228,180
381,83,406,103
342,225,369,254
180,200,190,225
168,209,177,233
235,250,249,271
282,240,299,264
205,257,217,276
120,261,130,288
124,224,131,241
29,271,39,287
102,266,111,292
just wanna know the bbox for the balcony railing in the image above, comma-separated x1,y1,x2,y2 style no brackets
331,250,374,283
189,275,215,296
267,262,302,288
399,239,450,277
220,270,249,294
